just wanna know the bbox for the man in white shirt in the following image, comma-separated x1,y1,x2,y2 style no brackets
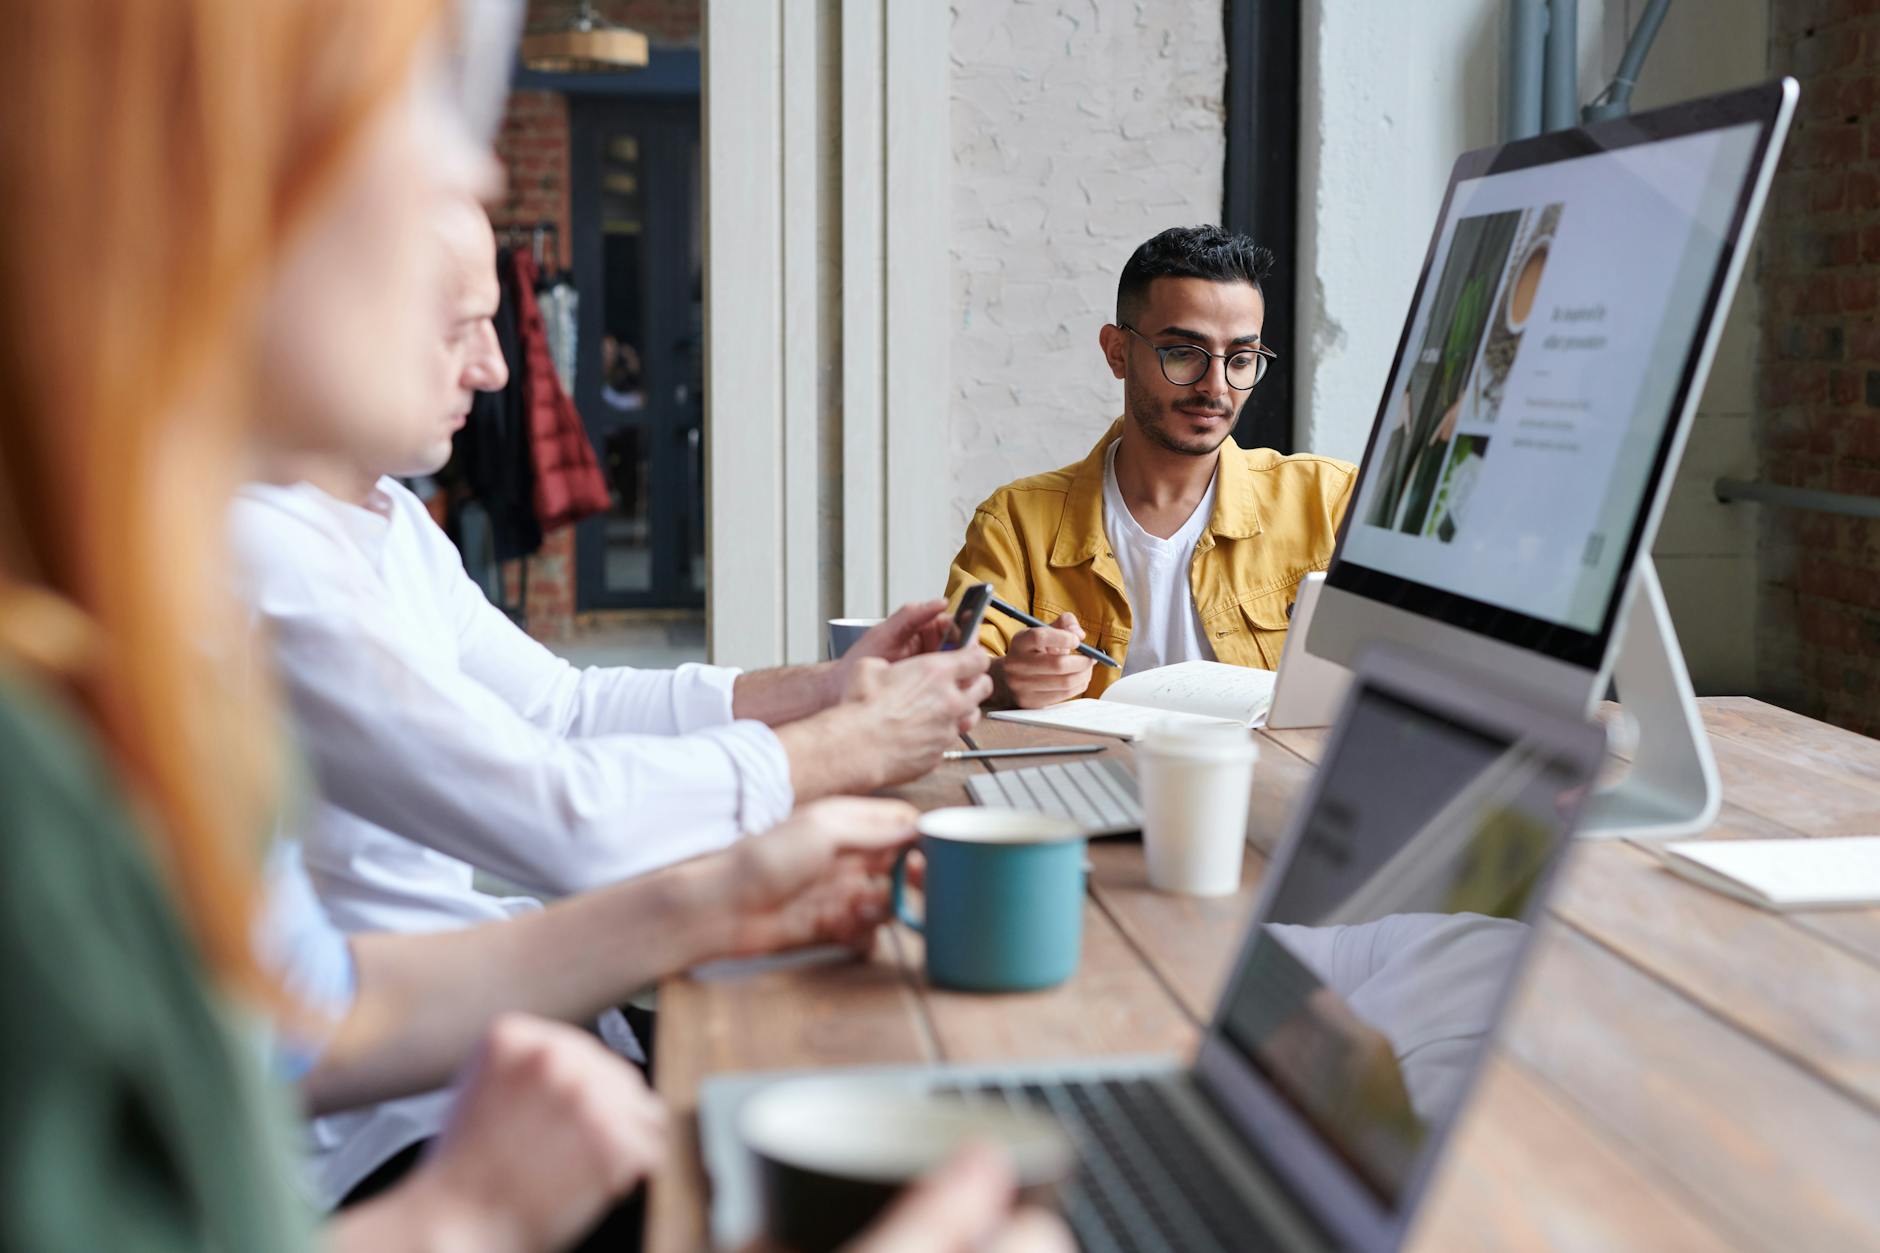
235,198,991,1203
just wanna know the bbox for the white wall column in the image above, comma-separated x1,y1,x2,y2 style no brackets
703,1,785,668
840,0,886,620
881,0,952,611
705,0,950,666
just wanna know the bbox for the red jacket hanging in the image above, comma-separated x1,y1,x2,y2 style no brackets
510,251,610,532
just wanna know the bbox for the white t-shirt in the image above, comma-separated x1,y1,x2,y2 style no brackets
1101,440,1217,676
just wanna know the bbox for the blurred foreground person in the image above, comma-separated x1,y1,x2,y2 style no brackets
0,0,664,1246
0,1,1063,1249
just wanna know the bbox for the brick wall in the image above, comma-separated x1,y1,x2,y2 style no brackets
1759,0,1880,735
493,90,572,266
490,1,699,643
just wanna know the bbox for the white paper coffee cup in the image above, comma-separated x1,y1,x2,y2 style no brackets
1137,722,1259,897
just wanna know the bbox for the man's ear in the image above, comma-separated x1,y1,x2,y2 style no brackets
1098,323,1128,381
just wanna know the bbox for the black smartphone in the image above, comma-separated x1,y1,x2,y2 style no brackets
942,582,993,650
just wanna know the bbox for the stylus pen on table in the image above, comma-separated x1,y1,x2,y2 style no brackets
940,744,1108,761
986,595,1121,668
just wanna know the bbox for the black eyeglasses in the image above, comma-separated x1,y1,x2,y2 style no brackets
1119,323,1277,390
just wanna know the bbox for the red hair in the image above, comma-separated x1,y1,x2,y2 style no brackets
0,0,444,991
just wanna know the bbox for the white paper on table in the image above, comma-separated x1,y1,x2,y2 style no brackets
1657,836,1880,910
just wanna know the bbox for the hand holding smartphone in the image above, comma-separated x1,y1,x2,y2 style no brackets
941,583,993,651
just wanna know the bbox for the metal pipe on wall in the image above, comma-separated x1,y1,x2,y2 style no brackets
1715,478,1880,520
1584,0,1672,123
1543,0,1579,132
1504,0,1546,141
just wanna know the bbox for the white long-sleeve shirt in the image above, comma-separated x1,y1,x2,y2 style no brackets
231,476,795,1203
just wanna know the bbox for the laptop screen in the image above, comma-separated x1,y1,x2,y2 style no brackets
1212,684,1586,1207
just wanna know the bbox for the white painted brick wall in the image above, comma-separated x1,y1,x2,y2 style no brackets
948,0,1226,535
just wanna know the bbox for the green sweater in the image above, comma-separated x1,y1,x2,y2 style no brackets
0,669,312,1251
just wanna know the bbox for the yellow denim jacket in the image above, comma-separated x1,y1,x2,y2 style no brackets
945,420,1356,698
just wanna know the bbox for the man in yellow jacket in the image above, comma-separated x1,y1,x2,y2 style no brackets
946,225,1356,708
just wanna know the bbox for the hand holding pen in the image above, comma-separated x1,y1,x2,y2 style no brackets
989,600,1119,710
988,596,1119,668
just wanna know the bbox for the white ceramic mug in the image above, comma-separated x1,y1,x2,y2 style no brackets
826,617,883,660
1138,722,1259,896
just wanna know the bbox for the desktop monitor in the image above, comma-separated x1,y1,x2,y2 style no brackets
1308,79,1797,718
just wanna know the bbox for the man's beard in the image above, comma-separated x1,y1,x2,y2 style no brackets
1124,370,1243,456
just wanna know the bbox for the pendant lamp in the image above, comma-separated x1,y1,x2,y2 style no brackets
520,0,649,73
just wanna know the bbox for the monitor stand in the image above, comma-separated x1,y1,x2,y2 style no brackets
1577,560,1721,841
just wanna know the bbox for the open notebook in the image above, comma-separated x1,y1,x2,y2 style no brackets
1658,836,1880,911
988,660,1276,741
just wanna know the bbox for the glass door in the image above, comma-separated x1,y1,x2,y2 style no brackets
569,97,704,610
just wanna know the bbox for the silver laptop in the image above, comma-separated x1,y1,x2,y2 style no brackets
700,647,1606,1251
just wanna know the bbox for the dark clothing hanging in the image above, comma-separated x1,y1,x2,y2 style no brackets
447,247,542,561
510,251,611,533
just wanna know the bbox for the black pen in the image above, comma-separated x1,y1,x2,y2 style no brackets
987,595,1121,668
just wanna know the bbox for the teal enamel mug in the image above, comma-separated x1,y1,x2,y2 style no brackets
891,807,1087,992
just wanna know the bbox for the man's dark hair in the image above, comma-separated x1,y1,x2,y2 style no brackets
1116,225,1275,324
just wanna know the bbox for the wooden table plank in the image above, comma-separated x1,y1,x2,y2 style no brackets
1702,697,1880,792
1548,841,1880,1114
1693,729,1880,837
1410,1058,1738,1253
1501,926,1880,1252
1083,839,1261,1023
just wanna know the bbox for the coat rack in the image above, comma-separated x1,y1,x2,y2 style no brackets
495,219,561,273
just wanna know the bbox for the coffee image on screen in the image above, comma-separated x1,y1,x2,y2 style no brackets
1472,203,1562,422
1365,208,1524,536
1427,434,1489,544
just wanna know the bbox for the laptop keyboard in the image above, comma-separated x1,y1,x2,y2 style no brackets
932,1075,1285,1252
965,758,1143,836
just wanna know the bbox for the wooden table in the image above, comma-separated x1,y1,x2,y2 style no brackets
649,698,1880,1251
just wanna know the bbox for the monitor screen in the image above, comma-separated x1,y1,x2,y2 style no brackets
1212,684,1588,1207
1331,108,1771,662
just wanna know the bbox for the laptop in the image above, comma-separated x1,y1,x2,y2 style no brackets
700,647,1606,1251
